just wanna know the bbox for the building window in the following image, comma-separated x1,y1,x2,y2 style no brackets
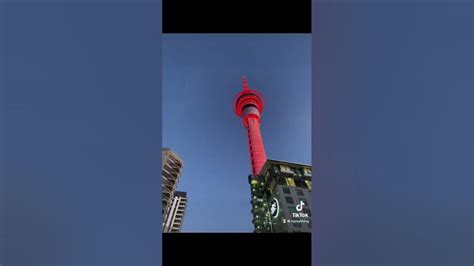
295,168,302,176
305,180,312,190
286,178,296,187
280,165,293,173
295,178,308,188
285,196,294,204
278,178,286,186
296,189,304,196
273,165,279,173
304,208,311,217
304,168,312,175
293,223,302,228
282,187,291,194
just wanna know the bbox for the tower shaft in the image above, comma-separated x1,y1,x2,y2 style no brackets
244,112,267,175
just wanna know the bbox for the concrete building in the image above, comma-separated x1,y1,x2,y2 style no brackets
162,148,184,229
163,191,188,233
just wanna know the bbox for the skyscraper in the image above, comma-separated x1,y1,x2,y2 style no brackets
162,148,184,229
233,78,312,232
163,191,188,233
251,159,312,232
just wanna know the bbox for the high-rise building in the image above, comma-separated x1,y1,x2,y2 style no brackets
162,148,184,228
163,191,188,233
249,159,312,233
233,78,312,233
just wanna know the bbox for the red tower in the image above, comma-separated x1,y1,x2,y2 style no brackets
233,77,267,175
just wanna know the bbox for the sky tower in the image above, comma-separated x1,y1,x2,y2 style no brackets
234,77,312,233
233,77,267,176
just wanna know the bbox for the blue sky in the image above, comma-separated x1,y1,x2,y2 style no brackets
163,34,311,232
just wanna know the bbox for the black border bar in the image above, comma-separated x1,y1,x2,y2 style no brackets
163,233,312,265
163,0,312,33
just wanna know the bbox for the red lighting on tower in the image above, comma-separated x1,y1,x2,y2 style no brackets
233,77,267,175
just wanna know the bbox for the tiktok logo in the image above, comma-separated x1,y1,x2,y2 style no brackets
293,201,308,218
296,200,305,211
293,200,309,218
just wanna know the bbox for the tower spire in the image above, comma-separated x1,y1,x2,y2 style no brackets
242,76,249,91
